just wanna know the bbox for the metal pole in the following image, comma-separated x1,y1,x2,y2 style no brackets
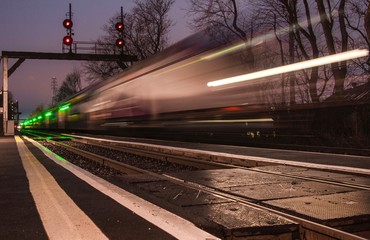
69,3,73,53
120,6,124,54
2,57,8,135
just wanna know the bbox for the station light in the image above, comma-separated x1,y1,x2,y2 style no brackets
45,111,53,117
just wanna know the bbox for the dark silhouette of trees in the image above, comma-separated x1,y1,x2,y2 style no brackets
55,69,82,104
30,104,45,117
364,1,370,68
84,0,175,83
187,0,255,70
188,0,369,105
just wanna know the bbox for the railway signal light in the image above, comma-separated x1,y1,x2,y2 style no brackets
115,22,124,32
115,7,124,52
116,38,124,47
115,22,124,48
63,18,73,46
63,35,73,45
63,19,73,29
62,3,74,51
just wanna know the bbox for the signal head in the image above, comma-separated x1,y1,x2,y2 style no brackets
115,38,124,47
116,38,124,47
63,35,73,45
63,19,73,29
115,22,124,32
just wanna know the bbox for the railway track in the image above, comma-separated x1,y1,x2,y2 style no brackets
20,131,370,240
70,135,370,191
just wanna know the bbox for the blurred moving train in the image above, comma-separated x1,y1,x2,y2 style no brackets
22,28,369,147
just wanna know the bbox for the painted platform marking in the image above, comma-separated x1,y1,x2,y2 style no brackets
25,136,220,240
15,136,108,240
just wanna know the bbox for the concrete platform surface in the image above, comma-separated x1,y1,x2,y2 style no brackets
0,136,218,240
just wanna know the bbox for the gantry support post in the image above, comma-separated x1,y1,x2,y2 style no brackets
2,57,14,136
2,57,9,135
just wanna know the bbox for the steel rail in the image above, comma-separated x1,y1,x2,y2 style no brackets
72,138,233,170
71,135,370,191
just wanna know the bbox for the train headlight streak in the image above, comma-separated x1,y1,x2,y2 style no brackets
207,49,369,87
188,118,273,123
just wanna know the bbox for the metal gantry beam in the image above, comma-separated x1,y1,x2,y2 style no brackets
1,50,138,136
2,51,138,62
8,58,25,77
2,51,137,79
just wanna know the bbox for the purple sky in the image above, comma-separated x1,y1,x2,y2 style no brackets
0,0,191,119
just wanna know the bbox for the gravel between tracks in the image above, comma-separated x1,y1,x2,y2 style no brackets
40,140,197,177
40,141,122,178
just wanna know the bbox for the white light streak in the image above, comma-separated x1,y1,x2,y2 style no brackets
188,118,273,123
207,49,369,87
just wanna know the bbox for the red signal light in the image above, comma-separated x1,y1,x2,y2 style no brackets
63,35,73,45
115,22,124,32
116,38,124,47
63,19,73,29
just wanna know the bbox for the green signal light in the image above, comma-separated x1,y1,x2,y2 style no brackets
38,116,42,120
59,104,71,111
45,111,52,117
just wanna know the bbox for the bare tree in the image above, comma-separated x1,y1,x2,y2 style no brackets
187,0,256,70
55,69,82,103
364,1,370,66
315,0,349,96
84,0,175,83
30,104,45,117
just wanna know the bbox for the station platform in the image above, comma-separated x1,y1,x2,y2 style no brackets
0,136,218,240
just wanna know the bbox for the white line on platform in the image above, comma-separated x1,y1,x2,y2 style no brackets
15,136,108,240
26,136,220,240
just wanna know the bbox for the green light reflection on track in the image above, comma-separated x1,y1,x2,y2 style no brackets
42,146,68,163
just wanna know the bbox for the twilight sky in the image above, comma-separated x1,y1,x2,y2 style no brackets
0,0,191,119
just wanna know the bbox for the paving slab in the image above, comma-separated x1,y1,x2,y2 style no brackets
253,165,370,186
186,202,299,239
170,168,295,188
266,190,370,221
225,181,355,200
134,180,229,207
